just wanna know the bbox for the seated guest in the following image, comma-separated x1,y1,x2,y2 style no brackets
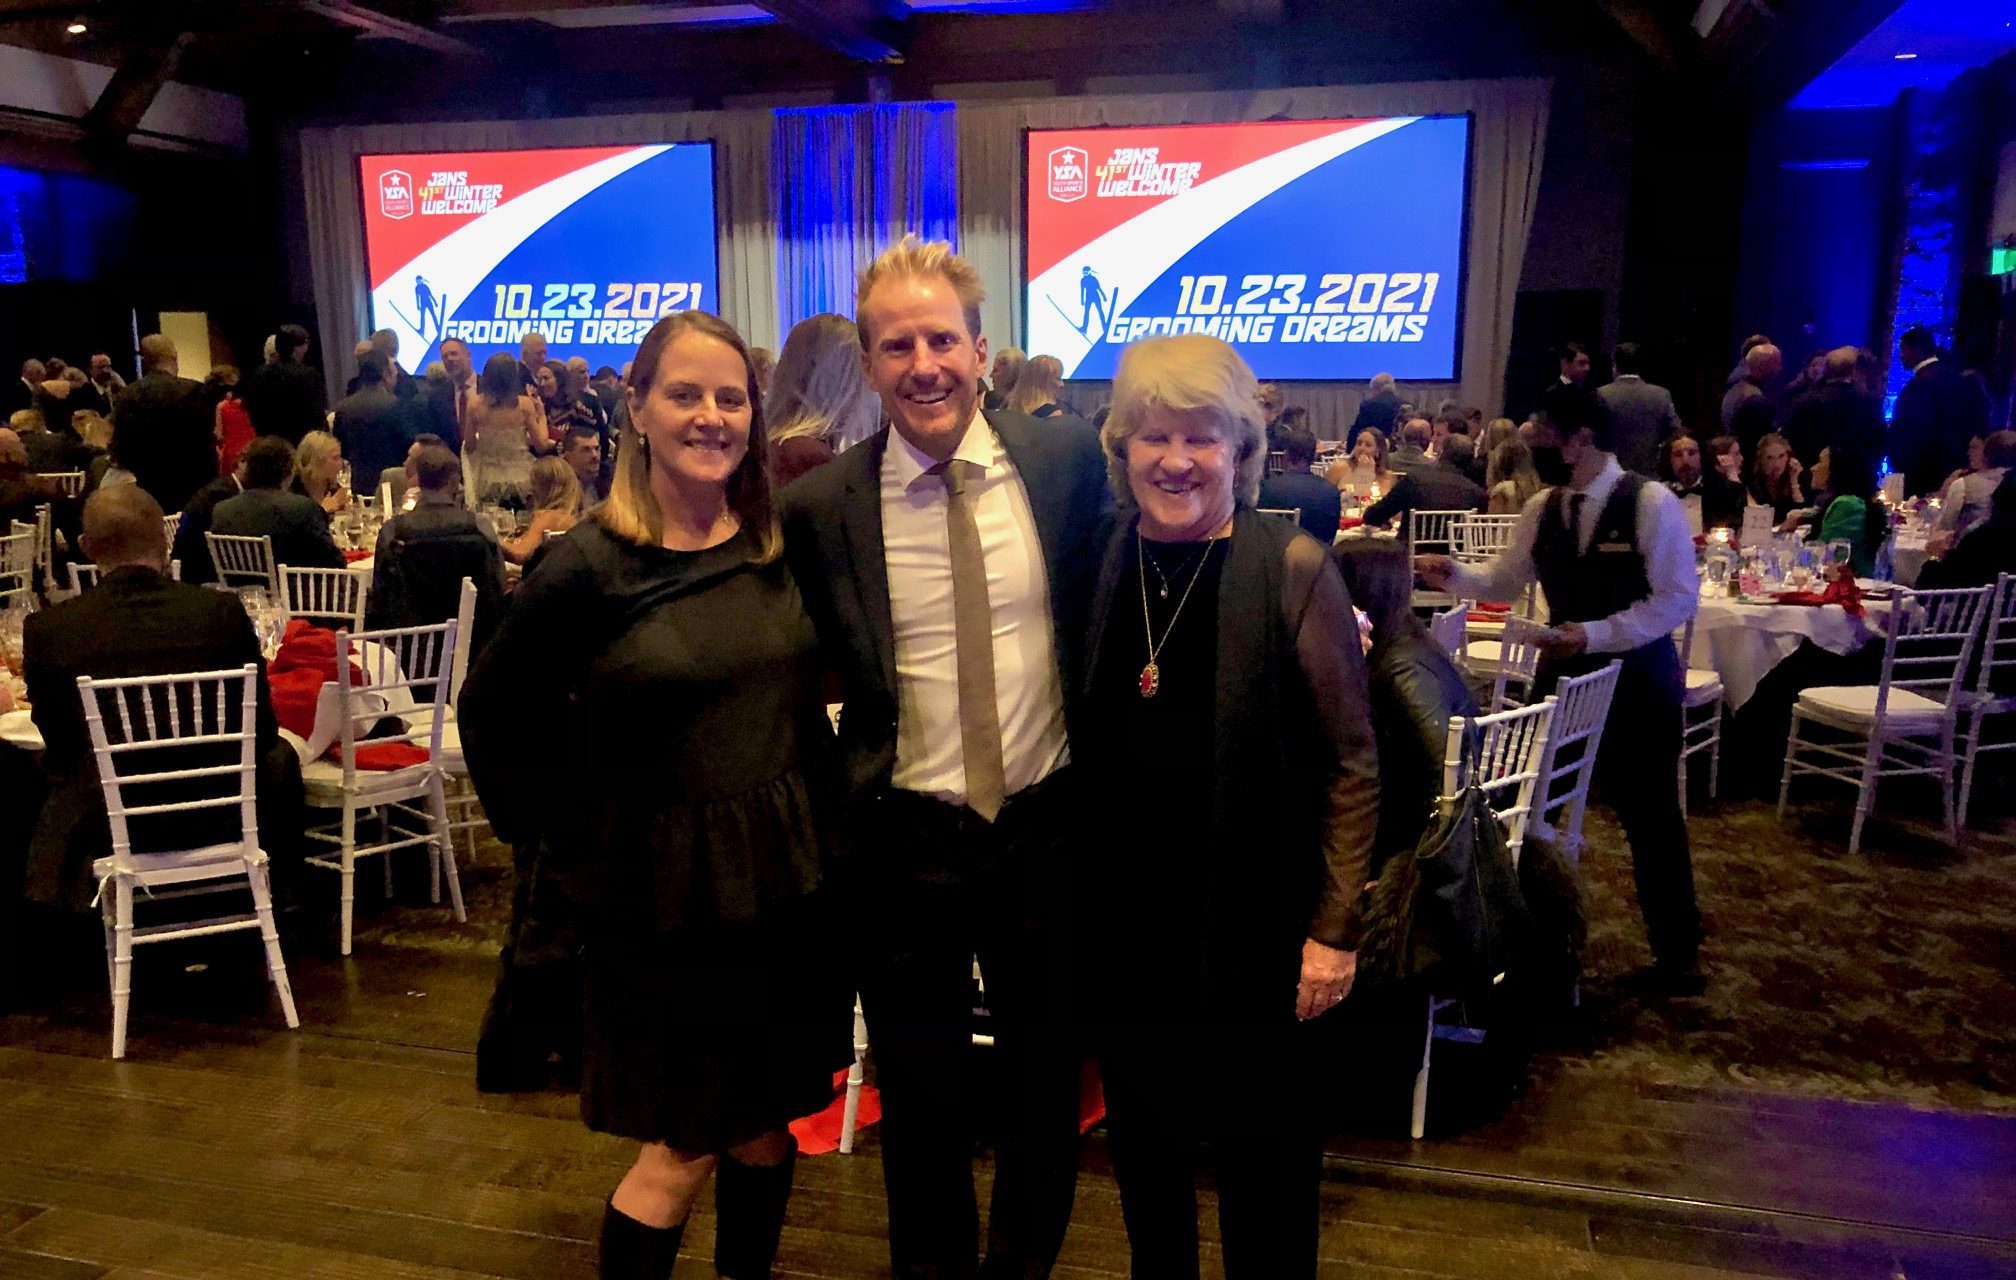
1920,472,2016,589
501,457,581,565
1442,431,1485,489
1385,416,1435,475
333,352,413,491
1486,437,1544,514
172,459,246,585
1258,426,1343,542
20,485,303,913
1363,419,1486,528
1707,434,1744,486
364,441,505,659
1936,429,2016,540
1808,444,1886,577
289,429,351,520
560,425,604,507
1325,425,1396,500
1747,431,1805,523
1333,538,1477,875
0,429,73,539
11,408,91,474
210,436,346,571
1661,434,1745,534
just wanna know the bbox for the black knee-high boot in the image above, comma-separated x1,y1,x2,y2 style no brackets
599,1199,686,1280
713,1140,798,1278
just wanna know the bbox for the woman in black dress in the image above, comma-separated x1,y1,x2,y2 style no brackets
460,312,850,1280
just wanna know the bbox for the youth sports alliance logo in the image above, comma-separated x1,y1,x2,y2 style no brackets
1046,146,1088,203
378,169,414,221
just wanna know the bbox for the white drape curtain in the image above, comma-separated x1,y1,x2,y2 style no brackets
298,109,775,407
956,78,1551,435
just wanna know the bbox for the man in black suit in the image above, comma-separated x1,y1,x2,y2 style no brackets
20,485,303,914
365,441,506,658
780,239,1106,1280
82,353,124,419
240,324,326,445
171,464,244,586
110,334,215,515
1363,417,1486,529
1258,426,1342,542
517,331,549,392
4,359,42,419
1892,326,1991,498
1347,371,1402,447
333,352,413,489
1781,346,1883,470
210,435,346,572
420,337,474,455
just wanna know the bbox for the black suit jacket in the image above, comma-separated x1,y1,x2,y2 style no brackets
112,370,215,514
1783,379,1883,471
241,361,327,445
334,385,414,486
1893,360,1991,498
1,378,33,418
1348,389,1401,446
779,410,1108,803
210,488,346,572
1363,458,1485,527
21,568,297,908
171,474,242,585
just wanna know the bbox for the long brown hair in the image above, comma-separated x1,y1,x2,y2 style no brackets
600,311,779,562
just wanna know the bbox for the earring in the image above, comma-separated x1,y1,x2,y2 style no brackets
637,432,651,466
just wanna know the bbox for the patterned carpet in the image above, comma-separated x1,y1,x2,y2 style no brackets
353,780,2016,1114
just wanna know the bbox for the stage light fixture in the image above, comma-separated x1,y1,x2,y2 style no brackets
1893,52,1918,60
65,19,86,33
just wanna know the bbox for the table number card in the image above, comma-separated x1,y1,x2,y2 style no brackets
1741,504,1775,549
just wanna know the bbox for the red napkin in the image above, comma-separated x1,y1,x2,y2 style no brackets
268,619,428,769
1338,516,1365,530
343,548,372,563
1773,569,1865,617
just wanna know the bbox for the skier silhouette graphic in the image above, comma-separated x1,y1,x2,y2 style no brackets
1078,265,1113,337
414,275,445,346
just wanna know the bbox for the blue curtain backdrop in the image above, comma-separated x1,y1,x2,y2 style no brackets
773,103,959,340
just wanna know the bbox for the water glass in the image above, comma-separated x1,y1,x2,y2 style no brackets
0,606,29,673
1826,539,1854,577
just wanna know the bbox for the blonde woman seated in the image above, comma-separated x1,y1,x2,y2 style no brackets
500,456,582,565
1325,426,1395,500
765,313,882,487
291,429,351,518
1485,437,1544,514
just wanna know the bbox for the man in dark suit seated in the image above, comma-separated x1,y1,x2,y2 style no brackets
1257,426,1342,542
19,485,304,917
210,436,346,572
365,441,506,660
0,428,69,533
171,462,245,586
111,333,215,516
1363,418,1486,528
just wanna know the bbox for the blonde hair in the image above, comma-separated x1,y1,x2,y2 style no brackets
1100,334,1266,508
855,235,985,346
7,409,44,434
992,347,1027,395
767,314,881,452
604,312,780,563
73,410,112,451
295,430,342,492
527,455,581,516
1008,355,1063,416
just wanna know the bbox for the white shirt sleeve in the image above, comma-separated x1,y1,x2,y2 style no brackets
1935,478,1965,532
1580,481,1699,654
1445,494,1547,604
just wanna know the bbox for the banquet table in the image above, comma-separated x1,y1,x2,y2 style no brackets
1689,592,1893,711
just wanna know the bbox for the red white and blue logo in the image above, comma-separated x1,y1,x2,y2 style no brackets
1024,117,1470,381
359,143,718,376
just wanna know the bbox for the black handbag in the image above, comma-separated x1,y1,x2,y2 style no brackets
1357,723,1531,994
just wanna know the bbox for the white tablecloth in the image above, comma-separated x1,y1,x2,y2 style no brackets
1689,594,1890,711
0,707,37,749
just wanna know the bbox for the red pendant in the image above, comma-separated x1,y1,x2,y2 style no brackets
1139,661,1160,698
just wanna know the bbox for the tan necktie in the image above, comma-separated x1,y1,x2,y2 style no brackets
936,459,1007,821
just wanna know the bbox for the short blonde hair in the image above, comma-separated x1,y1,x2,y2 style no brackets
856,235,985,346
8,409,44,434
295,430,342,489
1100,334,1266,509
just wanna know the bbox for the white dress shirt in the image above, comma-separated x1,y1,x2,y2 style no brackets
1447,454,1698,654
881,409,1069,807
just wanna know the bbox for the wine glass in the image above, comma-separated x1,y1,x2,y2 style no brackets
1826,539,1854,578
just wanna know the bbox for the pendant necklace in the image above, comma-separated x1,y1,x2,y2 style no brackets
1140,538,1208,600
1137,528,1224,698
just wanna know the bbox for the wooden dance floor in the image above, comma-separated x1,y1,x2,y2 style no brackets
2,926,2013,1278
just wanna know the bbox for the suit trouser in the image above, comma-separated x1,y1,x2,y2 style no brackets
1547,658,1703,966
1101,1027,1323,1280
857,774,1085,1280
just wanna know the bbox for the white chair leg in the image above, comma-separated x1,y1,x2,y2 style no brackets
110,878,134,1060
429,776,466,922
100,883,116,996
1939,727,1961,847
1847,736,1882,858
1707,707,1723,799
1677,732,1689,821
1410,993,1435,1140
339,805,358,957
838,999,868,1155
1957,711,1984,828
1777,714,1801,820
250,861,300,1029
381,807,394,897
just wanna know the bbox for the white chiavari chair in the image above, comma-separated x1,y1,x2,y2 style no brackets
1676,615,1724,817
282,565,369,631
0,525,33,607
69,561,182,592
1778,585,1993,855
1958,573,2016,825
76,664,299,1058
205,532,281,595
1427,599,1471,664
1256,507,1302,526
301,620,463,955
1531,661,1622,859
35,470,86,498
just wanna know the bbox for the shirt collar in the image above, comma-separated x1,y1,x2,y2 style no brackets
1913,355,1939,373
1615,373,1643,381
1569,453,1623,501
889,407,998,494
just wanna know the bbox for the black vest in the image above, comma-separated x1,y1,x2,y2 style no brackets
1531,471,1682,701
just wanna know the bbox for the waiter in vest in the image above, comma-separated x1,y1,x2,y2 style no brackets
1416,385,1704,990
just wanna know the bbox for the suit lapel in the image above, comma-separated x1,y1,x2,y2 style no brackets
838,430,898,695
994,413,1071,606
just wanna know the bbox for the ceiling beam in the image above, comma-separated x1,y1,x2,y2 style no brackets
752,0,907,62
1593,0,1695,74
300,0,486,56
81,28,197,147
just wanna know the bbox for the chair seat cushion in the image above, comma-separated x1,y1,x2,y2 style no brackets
1683,668,1724,707
1796,685,1950,732
302,757,437,798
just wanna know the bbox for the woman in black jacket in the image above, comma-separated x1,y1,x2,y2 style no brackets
1333,539,1478,875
